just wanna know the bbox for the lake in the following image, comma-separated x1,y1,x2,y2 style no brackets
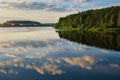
0,27,120,80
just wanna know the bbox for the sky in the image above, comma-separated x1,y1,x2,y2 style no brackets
0,0,119,23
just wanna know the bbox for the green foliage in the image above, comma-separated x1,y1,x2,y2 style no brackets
56,6,120,29
117,11,120,27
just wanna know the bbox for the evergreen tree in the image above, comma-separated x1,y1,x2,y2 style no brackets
56,6,120,29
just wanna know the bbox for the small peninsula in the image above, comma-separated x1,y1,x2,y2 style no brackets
0,20,54,27
56,6,120,31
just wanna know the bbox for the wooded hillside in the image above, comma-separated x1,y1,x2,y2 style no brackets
56,6,120,30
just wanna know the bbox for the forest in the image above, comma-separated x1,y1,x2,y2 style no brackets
56,6,120,31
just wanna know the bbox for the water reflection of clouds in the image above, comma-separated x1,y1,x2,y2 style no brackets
0,39,91,60
0,49,119,75
109,64,120,68
0,39,67,75
100,49,109,54
0,57,64,75
0,58,22,74
62,56,96,70
0,39,106,75
0,36,119,75
48,55,97,70
26,64,64,75
0,29,59,41
0,55,97,75
4,53,21,58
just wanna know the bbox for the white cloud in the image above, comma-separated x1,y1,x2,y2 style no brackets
0,1,69,12
42,0,93,3
0,0,94,12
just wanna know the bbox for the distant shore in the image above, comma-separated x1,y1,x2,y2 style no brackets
0,20,55,27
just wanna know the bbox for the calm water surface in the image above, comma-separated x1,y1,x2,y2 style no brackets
0,27,120,80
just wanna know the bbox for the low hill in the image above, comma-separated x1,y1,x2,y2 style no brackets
0,20,54,27
6,20,41,26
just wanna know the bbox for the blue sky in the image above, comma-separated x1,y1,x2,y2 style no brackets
0,0,119,23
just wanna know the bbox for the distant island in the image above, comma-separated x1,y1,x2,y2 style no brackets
55,6,120,31
0,20,54,27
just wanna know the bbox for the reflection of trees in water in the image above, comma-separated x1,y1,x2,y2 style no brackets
57,30,120,51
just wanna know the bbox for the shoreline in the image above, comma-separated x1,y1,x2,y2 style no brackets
56,27,120,32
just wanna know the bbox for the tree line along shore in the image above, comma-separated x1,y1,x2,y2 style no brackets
55,6,120,31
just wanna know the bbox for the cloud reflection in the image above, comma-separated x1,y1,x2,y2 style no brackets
0,39,90,60
0,61,18,74
0,58,23,74
100,49,109,54
0,57,64,75
26,64,64,75
63,56,96,70
42,64,63,75
0,30,118,76
109,64,120,68
48,55,97,70
0,55,97,75
4,52,20,58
